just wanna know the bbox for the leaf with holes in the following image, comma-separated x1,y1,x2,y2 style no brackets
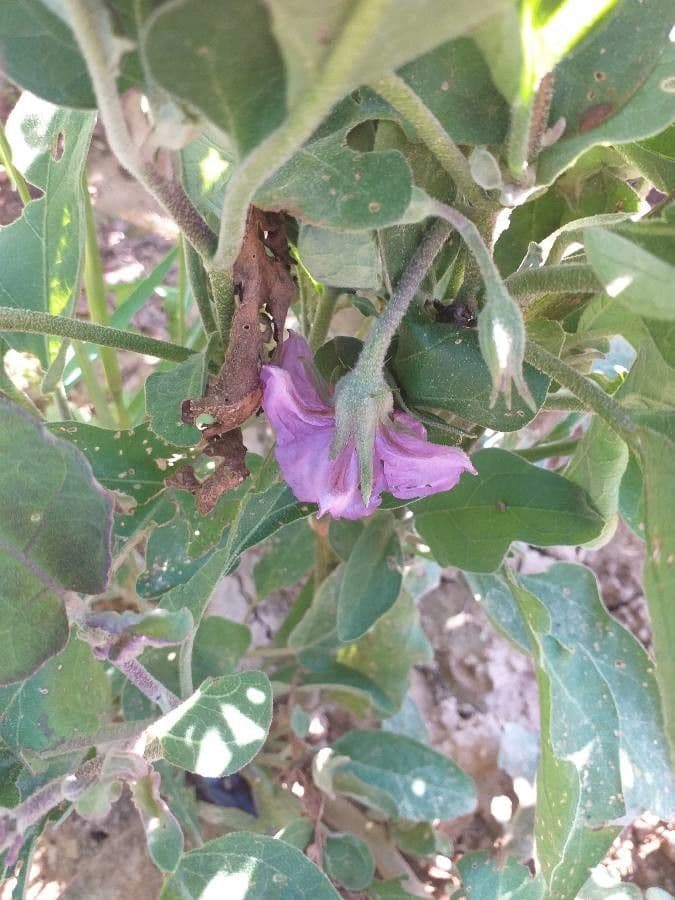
160,832,340,899
331,730,476,822
0,93,94,365
147,671,271,776
413,448,604,572
0,401,113,684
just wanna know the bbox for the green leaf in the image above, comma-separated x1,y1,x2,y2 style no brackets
337,516,403,642
331,730,476,821
368,879,417,899
256,95,414,230
0,0,95,107
143,0,286,155
338,590,433,711
413,448,604,572
464,572,531,654
0,401,113,683
565,417,629,546
618,452,645,539
277,658,397,718
147,671,272,776
392,317,563,430
456,851,544,899
180,132,233,227
585,226,675,321
160,832,340,899
619,124,675,192
328,519,364,561
145,353,207,447
132,771,184,873
253,519,314,599
398,37,509,145
0,633,110,753
0,94,94,365
192,617,251,686
538,0,675,184
265,0,508,107
298,225,383,290
288,566,344,653
323,833,375,891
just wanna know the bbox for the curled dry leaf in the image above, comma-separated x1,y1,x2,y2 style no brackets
179,208,295,513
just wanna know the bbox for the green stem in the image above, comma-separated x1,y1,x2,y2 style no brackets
73,344,116,427
212,0,391,271
82,179,129,427
63,0,215,258
178,631,195,700
506,264,601,299
0,307,195,362
308,289,338,352
184,240,217,335
516,437,580,462
173,234,187,345
506,99,533,179
543,392,589,412
209,268,235,346
373,74,484,205
524,339,635,436
0,120,31,205
359,219,452,377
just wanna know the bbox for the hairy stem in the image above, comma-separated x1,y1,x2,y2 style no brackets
373,74,484,205
113,657,180,713
82,179,129,426
0,307,195,362
359,218,452,377
63,0,215,258
524,339,635,435
543,392,589,412
506,263,601,299
308,289,339,352
209,268,235,345
516,437,580,462
0,120,31,205
213,0,390,271
184,240,217,335
506,99,533,179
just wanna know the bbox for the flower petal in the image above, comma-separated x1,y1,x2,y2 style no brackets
376,412,476,500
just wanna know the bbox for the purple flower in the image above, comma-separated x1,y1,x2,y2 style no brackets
260,333,476,520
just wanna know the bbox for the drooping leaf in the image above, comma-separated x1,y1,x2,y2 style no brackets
147,671,272,777
538,0,675,184
298,225,383,290
256,94,414,230
145,353,208,447
585,225,675,321
456,851,545,899
331,730,476,822
0,633,110,753
392,317,563,430
337,515,403,642
132,770,184,873
0,94,95,365
160,832,340,899
323,833,375,891
0,401,113,683
143,0,286,155
413,448,604,572
0,0,95,107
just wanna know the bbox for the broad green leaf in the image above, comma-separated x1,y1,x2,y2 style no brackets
538,0,675,184
328,518,364,561
298,225,383,290
264,0,508,107
619,124,675,192
565,417,629,546
180,132,233,227
337,515,403,642
143,0,286,155
256,95,414,230
147,671,272,776
0,0,94,107
145,353,207,447
288,566,344,653
132,771,184,873
464,572,531,654
413,448,604,572
397,37,509,145
0,401,113,683
191,617,251,686
456,851,544,899
585,226,675,321
338,590,433,710
331,730,476,821
618,452,645,539
0,633,110,753
160,832,340,899
323,833,374,891
0,94,94,365
253,519,314,599
392,317,563,430
368,879,417,899
275,658,397,718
